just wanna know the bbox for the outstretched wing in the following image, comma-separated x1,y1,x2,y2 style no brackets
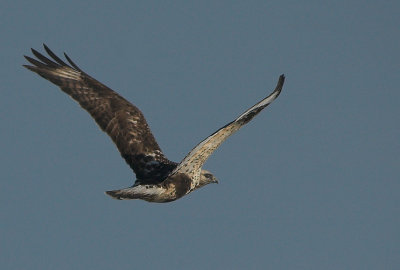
171,75,285,187
23,44,175,180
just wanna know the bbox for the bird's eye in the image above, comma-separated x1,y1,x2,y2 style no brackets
204,173,212,178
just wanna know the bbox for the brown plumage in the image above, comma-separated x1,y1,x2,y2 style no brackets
24,44,285,203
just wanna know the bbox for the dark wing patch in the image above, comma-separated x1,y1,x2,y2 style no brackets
170,75,285,187
24,44,175,181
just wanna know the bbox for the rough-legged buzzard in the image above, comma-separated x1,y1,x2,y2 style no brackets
24,44,285,203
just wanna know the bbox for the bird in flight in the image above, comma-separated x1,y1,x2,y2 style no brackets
24,44,285,203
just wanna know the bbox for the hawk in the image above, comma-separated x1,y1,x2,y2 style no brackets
24,44,285,203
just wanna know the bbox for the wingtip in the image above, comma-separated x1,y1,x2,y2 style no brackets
276,74,285,91
42,43,53,55
64,52,82,71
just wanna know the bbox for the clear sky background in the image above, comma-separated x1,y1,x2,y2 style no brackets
1,1,399,269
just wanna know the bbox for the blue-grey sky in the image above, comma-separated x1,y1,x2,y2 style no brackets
1,1,399,269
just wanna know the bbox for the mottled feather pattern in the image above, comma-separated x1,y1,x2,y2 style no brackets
171,75,285,187
106,172,191,202
24,44,175,182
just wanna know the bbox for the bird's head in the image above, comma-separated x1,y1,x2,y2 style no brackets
199,169,219,187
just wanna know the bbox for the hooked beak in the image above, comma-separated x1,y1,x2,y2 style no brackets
213,178,219,184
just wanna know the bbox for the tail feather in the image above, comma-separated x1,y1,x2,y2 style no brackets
105,185,171,203
105,190,122,200
105,188,137,200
